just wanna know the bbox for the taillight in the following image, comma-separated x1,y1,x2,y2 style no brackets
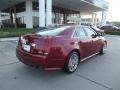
18,35,52,56
31,39,51,55
17,37,22,48
19,36,24,45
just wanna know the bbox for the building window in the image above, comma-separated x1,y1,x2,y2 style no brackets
1,13,9,17
16,17,26,27
16,2,25,13
33,1,39,11
52,12,55,24
17,17,25,24
33,16,39,28
53,12,64,24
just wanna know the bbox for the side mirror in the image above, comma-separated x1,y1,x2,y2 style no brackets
91,34,97,38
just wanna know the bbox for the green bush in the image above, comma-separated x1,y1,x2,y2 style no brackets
105,30,120,35
1,28,120,38
0,28,33,38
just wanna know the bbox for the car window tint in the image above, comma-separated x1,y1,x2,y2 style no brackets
73,27,86,37
84,27,96,37
36,26,69,36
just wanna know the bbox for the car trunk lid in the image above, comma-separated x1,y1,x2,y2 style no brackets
19,34,52,55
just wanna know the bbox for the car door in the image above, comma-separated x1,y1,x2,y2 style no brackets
83,27,101,54
73,27,93,60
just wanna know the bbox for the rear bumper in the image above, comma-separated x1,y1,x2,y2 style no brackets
16,48,65,69
16,48,47,68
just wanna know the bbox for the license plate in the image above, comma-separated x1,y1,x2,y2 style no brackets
23,44,31,52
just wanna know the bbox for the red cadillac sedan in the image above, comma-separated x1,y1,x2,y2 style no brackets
16,25,107,73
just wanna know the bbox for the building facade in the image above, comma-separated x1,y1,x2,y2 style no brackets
0,0,109,29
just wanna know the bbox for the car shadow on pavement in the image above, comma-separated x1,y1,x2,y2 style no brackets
15,53,109,82
16,64,71,80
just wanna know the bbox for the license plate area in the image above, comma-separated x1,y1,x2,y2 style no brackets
22,44,31,52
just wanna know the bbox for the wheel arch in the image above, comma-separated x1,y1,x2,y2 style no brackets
63,49,81,73
68,49,81,61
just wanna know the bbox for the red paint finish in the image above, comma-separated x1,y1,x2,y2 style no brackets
16,26,106,70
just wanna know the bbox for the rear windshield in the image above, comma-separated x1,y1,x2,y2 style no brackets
35,26,70,36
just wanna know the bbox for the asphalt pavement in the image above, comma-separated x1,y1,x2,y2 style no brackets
0,35,120,90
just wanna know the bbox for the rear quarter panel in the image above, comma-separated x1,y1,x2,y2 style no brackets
45,27,80,68
46,36,79,68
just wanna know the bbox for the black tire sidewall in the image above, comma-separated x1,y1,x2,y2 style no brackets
100,41,107,54
64,52,79,73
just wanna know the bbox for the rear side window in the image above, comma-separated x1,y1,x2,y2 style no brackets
36,26,70,36
84,27,97,37
73,27,86,38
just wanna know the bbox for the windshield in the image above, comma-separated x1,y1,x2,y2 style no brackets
36,26,70,36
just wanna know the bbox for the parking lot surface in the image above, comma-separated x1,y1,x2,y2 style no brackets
0,35,120,90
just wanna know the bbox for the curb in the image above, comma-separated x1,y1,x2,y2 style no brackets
0,37,18,42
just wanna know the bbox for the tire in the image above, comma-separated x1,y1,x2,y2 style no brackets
100,41,107,54
64,52,79,73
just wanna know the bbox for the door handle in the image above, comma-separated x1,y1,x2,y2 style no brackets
78,41,82,44
70,42,75,45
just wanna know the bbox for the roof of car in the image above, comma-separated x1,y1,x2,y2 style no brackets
33,25,91,32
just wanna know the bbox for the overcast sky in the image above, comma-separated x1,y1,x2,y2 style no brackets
83,0,120,22
106,0,120,21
